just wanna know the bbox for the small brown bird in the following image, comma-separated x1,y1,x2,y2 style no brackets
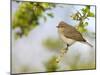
56,21,93,47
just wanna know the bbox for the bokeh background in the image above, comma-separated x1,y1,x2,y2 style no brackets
12,0,96,74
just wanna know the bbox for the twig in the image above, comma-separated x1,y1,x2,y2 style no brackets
56,47,68,63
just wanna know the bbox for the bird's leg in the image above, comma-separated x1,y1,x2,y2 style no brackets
56,44,69,63
64,44,69,53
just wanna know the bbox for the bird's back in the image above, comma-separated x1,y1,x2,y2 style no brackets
59,21,86,42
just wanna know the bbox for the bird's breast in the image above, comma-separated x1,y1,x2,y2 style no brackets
59,34,75,46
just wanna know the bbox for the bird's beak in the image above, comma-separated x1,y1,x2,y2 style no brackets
56,26,59,28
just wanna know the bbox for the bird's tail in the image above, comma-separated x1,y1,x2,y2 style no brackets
85,42,93,47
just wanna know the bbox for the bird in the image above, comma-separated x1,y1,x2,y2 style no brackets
56,21,93,48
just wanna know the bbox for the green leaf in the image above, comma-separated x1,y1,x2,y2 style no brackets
78,26,87,33
88,12,95,17
43,38,63,50
86,5,90,10
84,22,88,26
35,7,43,16
44,56,59,72
47,13,54,18
81,5,90,15
41,3,50,8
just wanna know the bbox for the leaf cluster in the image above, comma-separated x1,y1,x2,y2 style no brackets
12,2,55,38
43,38,63,50
71,5,95,33
44,56,59,72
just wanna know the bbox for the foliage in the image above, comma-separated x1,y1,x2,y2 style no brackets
77,63,95,69
71,5,95,33
69,54,80,70
44,56,59,72
12,1,55,38
12,3,95,72
70,63,95,70
43,38,63,50
18,65,32,73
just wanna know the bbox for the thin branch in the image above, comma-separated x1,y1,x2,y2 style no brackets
56,47,68,63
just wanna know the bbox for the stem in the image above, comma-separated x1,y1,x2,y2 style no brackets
56,47,68,63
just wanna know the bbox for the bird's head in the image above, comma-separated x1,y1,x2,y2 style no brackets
56,21,66,32
56,21,66,28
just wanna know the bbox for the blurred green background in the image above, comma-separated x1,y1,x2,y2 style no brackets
12,0,96,74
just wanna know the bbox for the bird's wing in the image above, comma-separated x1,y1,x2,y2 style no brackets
63,26,86,42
